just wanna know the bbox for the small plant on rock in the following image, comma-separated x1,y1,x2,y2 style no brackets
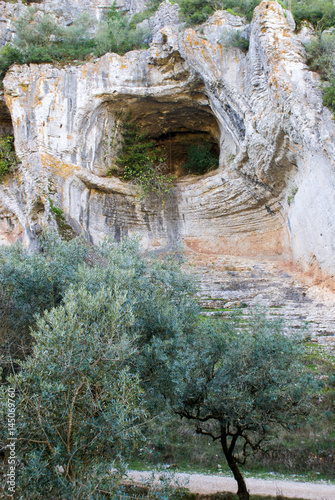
287,186,298,205
0,135,19,180
220,29,249,52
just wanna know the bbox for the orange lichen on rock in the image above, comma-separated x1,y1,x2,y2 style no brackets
41,153,79,179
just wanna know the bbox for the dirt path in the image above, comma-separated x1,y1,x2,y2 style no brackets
128,471,335,499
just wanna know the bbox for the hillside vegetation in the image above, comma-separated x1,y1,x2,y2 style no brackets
0,233,332,500
0,1,334,112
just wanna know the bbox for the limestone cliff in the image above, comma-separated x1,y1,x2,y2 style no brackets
0,0,335,287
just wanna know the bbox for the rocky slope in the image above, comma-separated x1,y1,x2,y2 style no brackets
0,0,335,291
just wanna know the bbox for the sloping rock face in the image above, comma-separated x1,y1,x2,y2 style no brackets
1,1,335,286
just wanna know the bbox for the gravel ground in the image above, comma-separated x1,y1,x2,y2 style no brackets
127,471,335,499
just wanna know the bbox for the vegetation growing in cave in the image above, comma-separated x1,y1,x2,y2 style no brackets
182,143,219,175
0,135,19,180
109,118,175,196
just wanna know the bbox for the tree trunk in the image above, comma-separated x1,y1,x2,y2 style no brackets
220,430,249,500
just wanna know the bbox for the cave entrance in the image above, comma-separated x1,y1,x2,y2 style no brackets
0,96,14,136
110,95,221,178
155,130,219,177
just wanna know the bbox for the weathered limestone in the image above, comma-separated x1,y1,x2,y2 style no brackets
0,1,335,288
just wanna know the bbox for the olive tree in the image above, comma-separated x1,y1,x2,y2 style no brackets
0,285,146,499
0,231,88,380
0,236,199,498
148,312,315,500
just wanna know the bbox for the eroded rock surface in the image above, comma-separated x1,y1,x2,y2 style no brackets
1,1,335,290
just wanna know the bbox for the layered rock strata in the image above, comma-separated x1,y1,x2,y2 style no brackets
1,0,335,286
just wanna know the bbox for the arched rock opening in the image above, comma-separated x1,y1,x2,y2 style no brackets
106,94,221,177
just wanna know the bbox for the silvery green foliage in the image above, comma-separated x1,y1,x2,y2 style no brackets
0,286,145,499
0,234,199,498
0,231,88,374
95,3,151,56
147,310,316,499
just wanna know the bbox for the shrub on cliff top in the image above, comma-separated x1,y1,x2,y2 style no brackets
95,2,151,56
0,236,199,497
290,0,335,31
0,4,151,83
177,0,260,26
13,8,96,63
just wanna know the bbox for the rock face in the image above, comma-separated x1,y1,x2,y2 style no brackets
1,0,335,287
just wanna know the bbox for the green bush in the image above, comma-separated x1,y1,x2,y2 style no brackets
182,143,219,175
110,117,175,196
220,29,249,51
0,135,19,180
0,285,145,499
304,33,335,113
0,44,23,82
177,0,261,26
0,231,88,378
323,82,335,112
290,0,335,30
95,2,151,56
305,32,335,81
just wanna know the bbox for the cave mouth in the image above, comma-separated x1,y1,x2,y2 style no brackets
0,97,14,136
109,95,221,178
155,130,219,177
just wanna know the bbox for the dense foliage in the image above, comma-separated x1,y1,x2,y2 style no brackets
0,135,19,180
0,235,199,497
2,287,144,499
0,4,150,82
290,0,335,30
182,143,219,175
95,3,150,56
13,9,96,63
110,118,175,196
0,231,88,378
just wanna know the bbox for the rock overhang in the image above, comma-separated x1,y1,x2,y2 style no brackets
0,1,335,286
